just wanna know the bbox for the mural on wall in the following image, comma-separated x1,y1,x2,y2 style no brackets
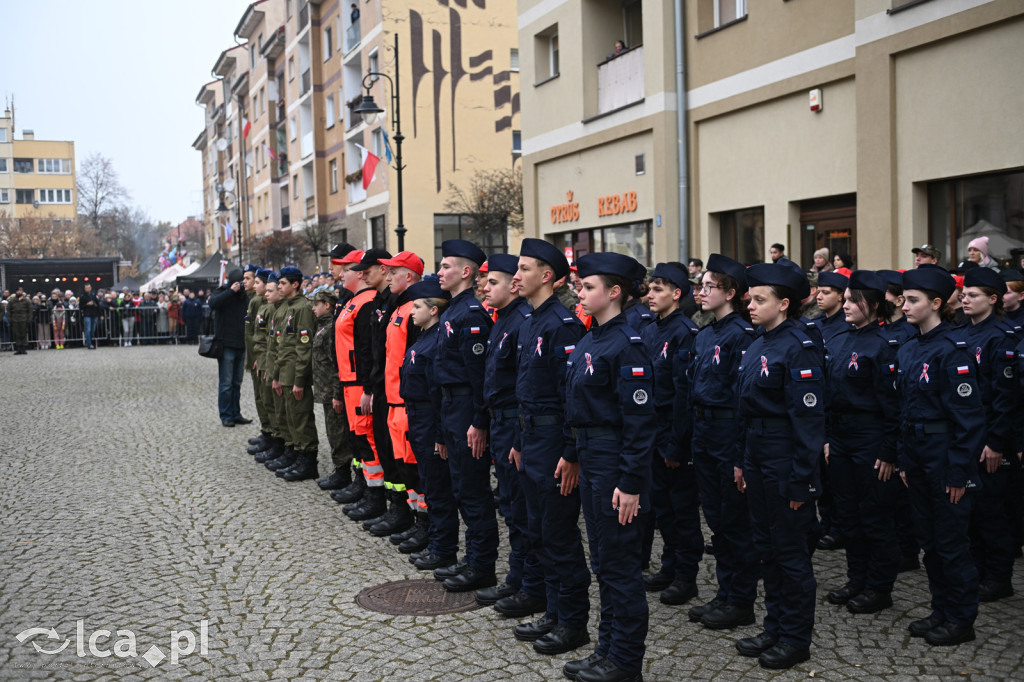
409,1,520,193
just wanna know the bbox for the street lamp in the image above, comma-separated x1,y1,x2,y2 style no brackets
214,183,243,266
353,33,406,252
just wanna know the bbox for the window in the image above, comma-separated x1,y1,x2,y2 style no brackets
260,87,266,115
719,206,764,266
534,26,559,83
253,95,259,118
0,127,7,142
14,158,33,173
250,45,256,68
293,174,299,199
0,189,8,203
287,0,292,19
38,189,72,204
258,33,263,53
368,51,379,82
16,189,34,204
715,0,746,28
324,26,333,60
928,170,1024,268
330,159,338,193
635,154,645,175
371,215,387,249
510,48,519,72
248,204,253,225
326,95,335,128
624,0,644,48
371,128,383,158
264,192,269,219
338,87,345,124
288,56,295,81
512,130,521,157
0,159,7,173
290,115,297,140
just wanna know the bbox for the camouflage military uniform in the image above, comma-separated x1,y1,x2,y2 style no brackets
312,311,352,470
274,293,318,452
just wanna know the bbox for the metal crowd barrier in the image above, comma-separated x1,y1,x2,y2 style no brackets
0,304,215,350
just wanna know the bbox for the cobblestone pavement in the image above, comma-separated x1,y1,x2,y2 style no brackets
1,345,1023,681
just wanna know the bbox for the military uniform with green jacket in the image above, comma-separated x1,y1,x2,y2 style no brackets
246,290,270,431
275,291,318,453
7,292,33,354
312,306,352,472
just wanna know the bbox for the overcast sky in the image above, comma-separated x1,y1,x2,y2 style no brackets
4,0,251,225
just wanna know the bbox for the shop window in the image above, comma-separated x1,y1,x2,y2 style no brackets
928,169,1024,268
718,206,764,266
433,214,508,271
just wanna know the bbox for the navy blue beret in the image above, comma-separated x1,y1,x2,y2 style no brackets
1000,268,1024,283
876,270,904,290
963,267,1006,294
651,262,690,290
442,239,486,266
903,267,955,301
278,266,303,280
746,262,811,301
486,253,519,276
265,272,279,284
519,238,569,280
818,272,850,291
255,268,274,281
406,280,451,301
244,263,260,273
705,254,748,293
577,252,641,283
848,270,885,294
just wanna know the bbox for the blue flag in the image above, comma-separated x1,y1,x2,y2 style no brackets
381,128,394,164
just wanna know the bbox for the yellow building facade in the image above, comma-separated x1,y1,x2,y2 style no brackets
0,111,76,223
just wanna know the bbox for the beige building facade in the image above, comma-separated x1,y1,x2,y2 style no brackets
195,0,521,271
0,109,76,224
520,0,1024,270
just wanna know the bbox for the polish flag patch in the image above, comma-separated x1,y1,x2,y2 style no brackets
563,345,575,354
800,369,813,379
469,327,481,334
957,366,970,375
632,367,645,377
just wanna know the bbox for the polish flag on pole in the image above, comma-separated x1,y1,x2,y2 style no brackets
242,118,252,139
263,143,277,161
355,144,379,190
219,260,229,286
223,219,234,244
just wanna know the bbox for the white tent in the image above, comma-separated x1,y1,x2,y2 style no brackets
140,262,199,292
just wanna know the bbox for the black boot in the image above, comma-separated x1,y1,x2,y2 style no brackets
363,491,402,531
331,470,366,504
370,495,414,537
265,446,297,471
317,466,352,490
346,487,386,521
254,437,283,463
280,450,320,481
247,432,269,451
398,514,430,553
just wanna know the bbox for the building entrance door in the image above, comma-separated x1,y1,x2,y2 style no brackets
800,194,856,269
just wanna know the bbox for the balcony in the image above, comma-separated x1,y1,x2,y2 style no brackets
597,46,644,115
298,1,308,29
301,131,313,159
305,196,316,218
345,20,361,52
346,95,363,131
300,68,311,97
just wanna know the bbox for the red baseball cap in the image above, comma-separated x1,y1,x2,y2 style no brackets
479,261,489,273
336,249,364,265
378,251,424,275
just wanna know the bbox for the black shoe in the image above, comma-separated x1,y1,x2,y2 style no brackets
736,631,778,657
397,523,430,554
688,597,725,623
444,566,497,593
433,561,468,581
369,504,413,537
346,489,385,520
414,553,456,572
248,434,266,446
924,622,975,646
331,475,367,504
253,438,283,463
233,417,253,425
978,580,1014,603
280,450,319,481
847,589,893,614
642,571,673,592
816,534,844,551
898,554,921,573
317,468,352,490
563,653,605,681
826,583,862,605
908,613,944,637
222,420,235,427
701,603,755,630
514,615,556,642
660,580,698,606
475,582,518,606
390,524,418,545
408,551,425,564
759,642,810,669
533,625,590,656
494,591,547,618
704,540,715,555
577,657,642,682
265,447,296,471
363,496,401,531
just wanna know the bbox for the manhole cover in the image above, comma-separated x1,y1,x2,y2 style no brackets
355,579,487,615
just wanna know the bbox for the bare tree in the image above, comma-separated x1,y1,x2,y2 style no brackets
251,231,304,271
444,168,524,245
296,220,334,260
0,213,101,259
77,153,129,233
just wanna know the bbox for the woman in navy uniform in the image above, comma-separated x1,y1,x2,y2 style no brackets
896,267,985,646
878,270,917,346
735,263,824,670
687,254,759,630
562,252,656,682
960,267,1019,603
822,271,901,614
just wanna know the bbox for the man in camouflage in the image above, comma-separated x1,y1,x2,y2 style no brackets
310,288,354,491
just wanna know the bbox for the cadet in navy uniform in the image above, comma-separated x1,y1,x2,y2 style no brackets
623,260,655,331
687,254,760,630
510,238,590,656
960,267,1019,603
474,253,541,613
432,239,499,593
1002,269,1024,327
399,281,458,571
639,262,703,607
896,267,985,646
878,270,917,345
812,272,854,344
822,271,902,615
563,252,656,682
735,263,824,670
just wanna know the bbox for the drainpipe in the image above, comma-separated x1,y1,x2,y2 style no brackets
674,0,689,262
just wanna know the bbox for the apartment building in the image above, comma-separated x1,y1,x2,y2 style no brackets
0,109,76,224
194,0,521,269
519,0,1024,269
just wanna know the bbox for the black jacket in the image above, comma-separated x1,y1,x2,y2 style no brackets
208,284,248,349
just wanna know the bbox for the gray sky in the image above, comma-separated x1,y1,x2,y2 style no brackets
3,0,250,225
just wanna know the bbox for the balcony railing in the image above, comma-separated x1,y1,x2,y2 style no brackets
300,68,311,97
305,196,316,218
345,21,361,52
346,95,363,131
597,45,644,115
301,131,313,159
